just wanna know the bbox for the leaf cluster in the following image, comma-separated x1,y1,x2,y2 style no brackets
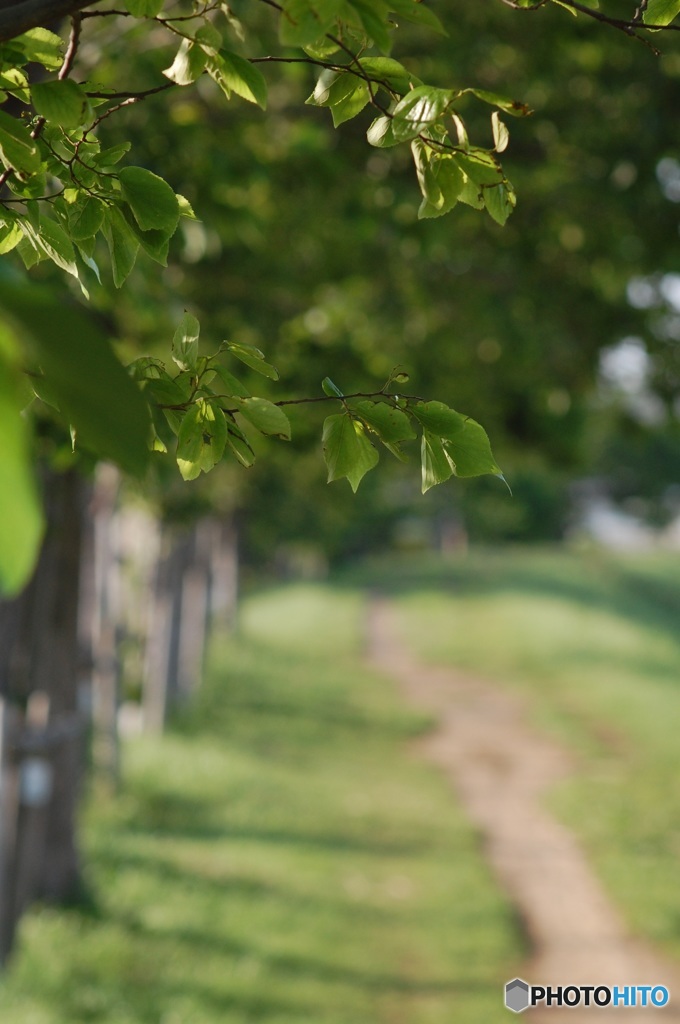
0,0,528,293
130,315,503,492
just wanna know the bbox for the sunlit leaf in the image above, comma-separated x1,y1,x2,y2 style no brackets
237,397,291,438
421,429,454,492
215,50,267,108
412,401,467,439
227,342,279,380
484,180,516,225
172,312,200,372
119,166,180,235
163,39,208,85
391,85,453,143
0,110,40,173
442,417,502,477
31,79,90,128
323,413,379,491
388,0,446,35
643,0,680,22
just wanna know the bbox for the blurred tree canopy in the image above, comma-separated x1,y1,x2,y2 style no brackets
1,0,679,585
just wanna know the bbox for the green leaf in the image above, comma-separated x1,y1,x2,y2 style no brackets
67,196,104,241
172,312,200,371
390,85,453,143
348,0,392,53
119,166,180,235
491,110,509,153
30,372,61,409
128,355,165,381
355,400,415,443
177,194,198,220
0,110,40,173
457,173,484,209
643,0,680,23
213,365,250,397
0,269,150,475
214,50,267,109
237,397,291,438
303,37,341,59
101,206,140,287
145,374,187,409
126,0,164,15
366,115,399,147
455,148,503,185
0,68,29,103
321,376,344,398
31,79,89,128
17,28,63,71
226,342,279,380
441,418,501,478
411,401,467,439
322,413,379,492
308,71,369,125
0,219,22,254
226,422,256,466
412,141,463,219
279,0,342,47
176,399,227,479
422,157,464,218
388,0,446,35
31,215,78,277
330,80,369,127
0,343,43,595
163,39,208,86
467,88,531,117
195,22,223,52
125,217,171,266
421,430,454,493
484,180,516,226
175,404,203,480
15,234,43,269
358,56,416,95
94,141,132,168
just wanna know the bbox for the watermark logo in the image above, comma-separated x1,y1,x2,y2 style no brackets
504,979,670,1013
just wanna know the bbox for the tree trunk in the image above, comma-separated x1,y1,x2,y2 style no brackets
0,467,87,961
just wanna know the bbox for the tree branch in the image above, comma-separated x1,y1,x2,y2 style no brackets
501,0,680,36
0,0,100,43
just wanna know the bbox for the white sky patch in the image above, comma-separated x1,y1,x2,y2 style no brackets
659,273,680,312
598,337,666,425
599,337,650,394
627,276,658,309
657,157,680,203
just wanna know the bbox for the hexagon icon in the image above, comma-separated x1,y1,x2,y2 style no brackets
505,978,530,1013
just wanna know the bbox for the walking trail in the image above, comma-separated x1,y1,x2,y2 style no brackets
367,598,680,1022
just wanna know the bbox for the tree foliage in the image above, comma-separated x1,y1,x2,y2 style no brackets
1,0,680,590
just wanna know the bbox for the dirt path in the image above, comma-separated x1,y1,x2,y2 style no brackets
367,598,680,1021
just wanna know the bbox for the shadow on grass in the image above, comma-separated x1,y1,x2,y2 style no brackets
101,905,473,997
110,790,430,857
341,550,680,659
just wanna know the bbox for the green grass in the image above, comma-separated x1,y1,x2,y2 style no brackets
1,584,522,1024
348,547,680,960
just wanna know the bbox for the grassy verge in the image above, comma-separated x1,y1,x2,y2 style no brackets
349,547,680,960
0,584,522,1024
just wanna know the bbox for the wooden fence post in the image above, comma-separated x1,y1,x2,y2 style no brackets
0,700,20,965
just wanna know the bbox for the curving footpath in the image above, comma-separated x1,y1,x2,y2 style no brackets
367,598,680,1022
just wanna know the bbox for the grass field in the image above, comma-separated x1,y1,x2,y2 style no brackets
0,585,521,1024
348,547,680,960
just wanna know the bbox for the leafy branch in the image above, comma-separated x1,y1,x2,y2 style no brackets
124,314,504,493
501,0,680,50
0,0,531,296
